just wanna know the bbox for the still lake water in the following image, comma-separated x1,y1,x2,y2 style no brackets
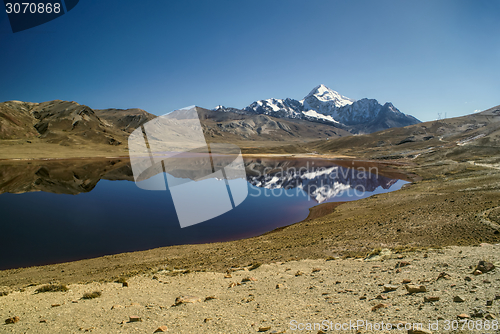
0,157,408,269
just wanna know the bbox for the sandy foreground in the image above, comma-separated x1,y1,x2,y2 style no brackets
1,245,499,334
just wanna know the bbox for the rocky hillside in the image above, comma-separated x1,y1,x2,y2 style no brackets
0,101,352,151
0,100,141,146
197,107,350,144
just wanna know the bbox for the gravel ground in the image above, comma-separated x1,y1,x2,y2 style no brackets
1,244,499,334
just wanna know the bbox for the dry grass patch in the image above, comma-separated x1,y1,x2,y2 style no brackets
35,284,69,293
82,291,102,299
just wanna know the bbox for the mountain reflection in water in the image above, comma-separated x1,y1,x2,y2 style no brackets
0,157,409,269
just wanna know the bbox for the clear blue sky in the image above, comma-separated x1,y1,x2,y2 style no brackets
0,0,499,121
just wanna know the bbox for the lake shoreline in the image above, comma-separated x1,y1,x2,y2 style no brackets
0,150,499,289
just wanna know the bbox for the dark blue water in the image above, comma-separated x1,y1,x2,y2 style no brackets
0,160,408,269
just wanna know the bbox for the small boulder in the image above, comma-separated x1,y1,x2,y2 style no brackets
453,295,465,303
174,295,201,305
154,326,168,332
383,284,399,292
5,316,20,324
129,316,142,322
405,284,426,294
424,296,440,302
457,314,469,319
474,261,495,274
258,326,271,332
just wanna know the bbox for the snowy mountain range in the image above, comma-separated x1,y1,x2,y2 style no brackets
214,84,420,133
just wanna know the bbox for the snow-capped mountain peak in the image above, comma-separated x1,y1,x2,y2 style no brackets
304,84,354,107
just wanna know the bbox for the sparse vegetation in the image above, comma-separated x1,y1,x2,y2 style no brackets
35,284,69,293
82,291,102,299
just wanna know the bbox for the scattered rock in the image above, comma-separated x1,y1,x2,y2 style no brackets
224,274,232,278
276,284,285,289
437,272,451,280
312,268,321,273
383,284,399,292
174,295,201,305
154,326,168,332
371,303,390,311
258,326,271,332
204,318,212,323
365,248,392,261
51,304,61,307
408,329,432,334
471,308,486,318
486,300,493,306
473,270,483,276
122,282,129,287
474,261,495,274
39,319,47,323
241,277,257,282
111,305,123,310
129,316,142,322
495,294,500,300
402,279,412,284
424,296,440,302
204,296,217,301
376,294,388,300
464,276,472,281
295,271,304,276
453,296,465,303
5,316,20,324
396,261,411,268
405,284,426,294
485,314,497,320
457,313,469,319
